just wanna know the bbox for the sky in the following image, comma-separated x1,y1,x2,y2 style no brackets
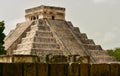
0,0,120,50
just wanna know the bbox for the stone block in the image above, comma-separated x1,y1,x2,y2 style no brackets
13,55,38,63
0,55,12,63
47,55,68,63
2,63,22,76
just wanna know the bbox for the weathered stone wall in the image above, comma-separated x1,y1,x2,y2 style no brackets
0,56,12,63
0,55,38,63
0,55,89,63
0,63,120,76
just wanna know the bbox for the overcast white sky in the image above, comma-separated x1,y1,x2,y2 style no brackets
0,0,120,50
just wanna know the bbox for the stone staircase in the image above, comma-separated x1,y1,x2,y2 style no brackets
4,21,33,54
13,19,64,56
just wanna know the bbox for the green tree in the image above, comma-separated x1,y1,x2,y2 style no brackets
0,21,6,55
107,48,120,61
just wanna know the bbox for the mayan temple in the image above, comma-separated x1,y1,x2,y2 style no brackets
4,5,116,63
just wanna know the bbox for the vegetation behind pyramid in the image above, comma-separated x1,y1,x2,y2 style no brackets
4,5,116,63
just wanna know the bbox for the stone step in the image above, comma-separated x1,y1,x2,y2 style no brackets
13,49,31,55
89,50,109,56
21,36,56,43
35,31,53,37
80,33,88,39
17,42,60,50
33,37,56,43
88,50,117,63
93,56,116,63
33,43,60,49
14,48,63,55
56,30,73,36
30,24,50,31
83,44,102,50
26,31,53,37
81,39,95,45
31,48,61,50
48,20,70,29
31,48,63,55
25,31,36,37
21,37,34,43
17,43,33,50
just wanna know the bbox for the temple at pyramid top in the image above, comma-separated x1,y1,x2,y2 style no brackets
25,5,65,21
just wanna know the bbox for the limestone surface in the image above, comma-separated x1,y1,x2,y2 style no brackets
4,5,116,63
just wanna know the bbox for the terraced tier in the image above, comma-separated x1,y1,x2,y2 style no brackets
89,50,116,63
4,21,33,54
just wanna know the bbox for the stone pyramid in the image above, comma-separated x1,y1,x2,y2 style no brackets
4,5,116,63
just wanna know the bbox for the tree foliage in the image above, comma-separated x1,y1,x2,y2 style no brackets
107,48,120,61
0,21,6,55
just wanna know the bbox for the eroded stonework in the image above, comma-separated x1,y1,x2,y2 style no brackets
4,5,116,63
